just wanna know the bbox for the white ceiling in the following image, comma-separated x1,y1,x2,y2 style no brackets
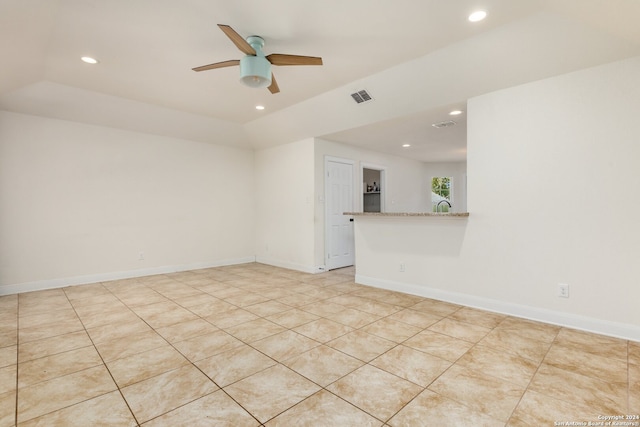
2,0,640,162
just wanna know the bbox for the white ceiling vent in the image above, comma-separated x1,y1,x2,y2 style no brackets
350,89,373,104
432,120,457,128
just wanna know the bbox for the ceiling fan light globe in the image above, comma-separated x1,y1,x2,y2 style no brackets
239,55,272,88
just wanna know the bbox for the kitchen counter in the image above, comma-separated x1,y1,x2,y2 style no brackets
344,212,469,217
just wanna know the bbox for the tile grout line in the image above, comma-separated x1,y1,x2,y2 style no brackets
383,309,541,425
111,274,272,425
106,276,245,425
13,286,140,426
11,268,459,424
385,306,485,425
9,264,634,425
539,329,629,410
198,274,331,424
71,281,146,427
256,296,451,424
9,267,323,425
503,325,561,424
199,277,383,424
246,279,437,423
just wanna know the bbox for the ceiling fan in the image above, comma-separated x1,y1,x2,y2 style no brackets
192,24,323,94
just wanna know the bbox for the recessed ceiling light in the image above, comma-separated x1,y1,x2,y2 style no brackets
402,144,411,148
449,110,463,116
468,10,487,22
255,105,265,110
81,56,99,64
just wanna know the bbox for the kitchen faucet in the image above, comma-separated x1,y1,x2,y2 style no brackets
436,200,452,212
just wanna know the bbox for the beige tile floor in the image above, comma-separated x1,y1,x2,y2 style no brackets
0,263,638,426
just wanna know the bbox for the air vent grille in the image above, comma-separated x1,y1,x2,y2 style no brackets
350,90,373,104
432,120,457,128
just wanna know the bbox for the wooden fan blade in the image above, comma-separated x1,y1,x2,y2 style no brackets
192,59,240,72
218,24,255,55
268,73,280,94
266,54,323,66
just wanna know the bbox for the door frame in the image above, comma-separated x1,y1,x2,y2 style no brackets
360,162,387,213
324,156,355,270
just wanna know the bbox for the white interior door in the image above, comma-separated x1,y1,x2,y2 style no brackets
326,158,354,270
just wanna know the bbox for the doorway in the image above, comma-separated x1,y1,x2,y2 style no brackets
325,157,355,270
361,164,386,213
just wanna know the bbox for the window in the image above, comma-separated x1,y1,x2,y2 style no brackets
432,177,452,212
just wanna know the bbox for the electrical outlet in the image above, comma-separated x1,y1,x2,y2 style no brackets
558,283,569,298
399,263,405,272
138,252,144,261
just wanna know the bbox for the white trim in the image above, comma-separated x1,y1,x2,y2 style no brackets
0,256,256,296
255,256,325,274
356,274,640,342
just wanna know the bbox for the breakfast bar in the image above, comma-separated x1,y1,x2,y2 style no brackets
343,211,471,292
344,212,469,217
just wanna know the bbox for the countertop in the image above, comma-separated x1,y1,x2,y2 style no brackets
344,212,469,217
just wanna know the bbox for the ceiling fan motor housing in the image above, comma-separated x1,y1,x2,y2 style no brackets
240,36,272,88
240,55,272,88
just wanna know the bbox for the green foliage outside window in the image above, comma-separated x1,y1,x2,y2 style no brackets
432,177,451,212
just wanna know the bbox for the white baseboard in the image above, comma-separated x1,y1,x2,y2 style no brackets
0,256,256,296
255,256,325,274
356,274,640,342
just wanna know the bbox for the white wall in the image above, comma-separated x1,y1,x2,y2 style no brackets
314,138,432,268
354,56,640,340
0,111,255,292
254,137,434,273
254,138,317,272
424,162,467,212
